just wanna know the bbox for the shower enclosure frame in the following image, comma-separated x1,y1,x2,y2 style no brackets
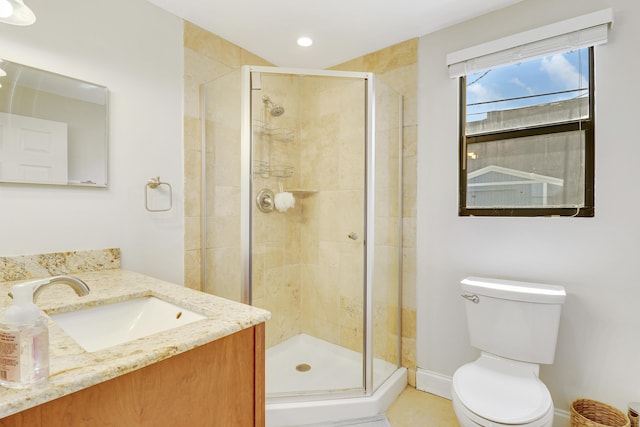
201,66,406,414
238,65,402,402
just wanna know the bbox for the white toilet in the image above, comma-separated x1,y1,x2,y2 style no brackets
452,276,566,427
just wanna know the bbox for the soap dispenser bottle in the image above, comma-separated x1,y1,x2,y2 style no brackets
0,281,49,388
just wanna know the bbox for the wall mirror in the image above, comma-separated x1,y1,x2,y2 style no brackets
0,58,108,187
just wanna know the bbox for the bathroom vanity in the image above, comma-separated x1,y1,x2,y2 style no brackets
0,268,270,426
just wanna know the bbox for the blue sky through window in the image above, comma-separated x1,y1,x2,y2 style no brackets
466,48,589,122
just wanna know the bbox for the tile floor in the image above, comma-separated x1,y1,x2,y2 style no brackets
386,387,461,427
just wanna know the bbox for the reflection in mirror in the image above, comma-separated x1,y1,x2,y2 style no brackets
0,58,108,187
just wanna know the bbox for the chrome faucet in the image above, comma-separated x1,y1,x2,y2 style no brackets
8,275,91,302
33,276,91,302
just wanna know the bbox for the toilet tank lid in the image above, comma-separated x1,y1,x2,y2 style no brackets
461,276,566,304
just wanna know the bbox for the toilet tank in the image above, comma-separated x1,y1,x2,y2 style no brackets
461,276,566,364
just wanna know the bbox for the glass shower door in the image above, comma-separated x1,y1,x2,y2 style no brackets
249,69,368,398
371,78,403,391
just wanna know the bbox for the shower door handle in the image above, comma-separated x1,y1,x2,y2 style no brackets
348,232,359,241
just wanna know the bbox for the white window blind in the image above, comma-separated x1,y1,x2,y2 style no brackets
447,8,613,78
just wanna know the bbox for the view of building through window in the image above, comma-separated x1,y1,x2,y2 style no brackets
460,47,593,215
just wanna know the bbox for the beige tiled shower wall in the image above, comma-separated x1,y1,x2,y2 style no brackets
183,22,271,294
298,77,366,352
331,39,418,386
251,74,304,348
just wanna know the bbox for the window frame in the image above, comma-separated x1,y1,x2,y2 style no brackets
458,47,595,217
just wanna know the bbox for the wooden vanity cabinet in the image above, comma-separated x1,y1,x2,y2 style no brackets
0,323,265,427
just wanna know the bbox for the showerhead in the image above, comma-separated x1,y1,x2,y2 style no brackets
262,95,285,117
270,104,285,117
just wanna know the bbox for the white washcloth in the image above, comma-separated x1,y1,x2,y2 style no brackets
274,191,295,212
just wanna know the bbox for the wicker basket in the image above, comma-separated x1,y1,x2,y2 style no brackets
571,399,630,427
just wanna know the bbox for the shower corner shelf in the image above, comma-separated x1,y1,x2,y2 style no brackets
253,161,294,179
253,120,295,143
289,189,318,198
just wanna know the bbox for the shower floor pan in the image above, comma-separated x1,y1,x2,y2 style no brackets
266,333,398,396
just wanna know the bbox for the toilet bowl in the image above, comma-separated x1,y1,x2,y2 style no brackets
452,353,554,427
452,277,566,427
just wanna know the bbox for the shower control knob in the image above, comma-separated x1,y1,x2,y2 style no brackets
348,232,359,241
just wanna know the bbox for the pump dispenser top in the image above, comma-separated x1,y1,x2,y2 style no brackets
4,280,45,326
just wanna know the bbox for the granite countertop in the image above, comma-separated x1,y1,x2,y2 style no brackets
0,269,271,418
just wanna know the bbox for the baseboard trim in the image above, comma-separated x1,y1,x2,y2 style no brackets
416,368,571,426
554,409,571,427
416,368,452,399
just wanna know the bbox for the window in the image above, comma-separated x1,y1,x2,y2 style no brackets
459,47,594,217
447,9,612,217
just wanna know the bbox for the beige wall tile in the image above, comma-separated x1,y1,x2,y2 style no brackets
387,304,400,336
403,124,417,158
381,63,417,96
184,22,241,68
213,127,241,187
403,217,416,248
402,336,416,375
184,249,201,291
184,21,270,301
252,244,266,301
241,49,273,67
363,39,418,74
185,216,201,251
402,155,417,218
206,215,240,249
184,149,201,218
402,307,416,339
211,185,240,217
329,56,366,72
339,295,364,352
184,116,201,152
206,247,242,301
330,39,417,75
402,248,417,309
184,48,234,119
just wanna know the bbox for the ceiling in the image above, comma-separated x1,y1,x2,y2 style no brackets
146,0,524,70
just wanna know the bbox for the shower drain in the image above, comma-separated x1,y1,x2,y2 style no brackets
296,363,311,372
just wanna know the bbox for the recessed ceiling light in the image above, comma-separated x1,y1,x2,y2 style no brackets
297,37,313,47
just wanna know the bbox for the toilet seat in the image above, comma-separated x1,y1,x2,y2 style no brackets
452,354,552,425
452,387,554,427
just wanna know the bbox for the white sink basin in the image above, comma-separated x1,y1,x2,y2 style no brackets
50,296,207,352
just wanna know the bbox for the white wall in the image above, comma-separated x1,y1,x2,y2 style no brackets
0,0,185,284
417,0,640,414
